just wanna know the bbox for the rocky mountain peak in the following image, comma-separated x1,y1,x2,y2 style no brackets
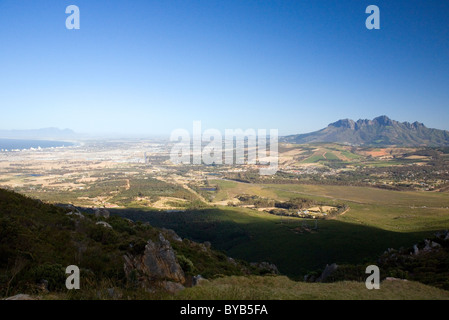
373,115,394,126
329,119,356,129
282,115,449,146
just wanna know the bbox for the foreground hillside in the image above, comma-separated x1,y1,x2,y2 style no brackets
0,188,269,299
1,188,449,300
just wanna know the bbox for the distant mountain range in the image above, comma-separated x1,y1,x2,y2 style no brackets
0,128,76,140
282,116,449,147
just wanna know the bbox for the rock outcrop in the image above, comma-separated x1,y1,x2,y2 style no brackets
317,263,338,282
435,230,449,241
423,239,441,252
67,211,85,219
411,237,443,256
124,233,185,292
304,263,339,282
96,221,113,229
192,275,208,286
162,228,183,242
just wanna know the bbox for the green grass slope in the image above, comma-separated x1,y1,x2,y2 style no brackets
178,276,449,300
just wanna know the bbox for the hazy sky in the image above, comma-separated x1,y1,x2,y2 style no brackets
0,0,448,136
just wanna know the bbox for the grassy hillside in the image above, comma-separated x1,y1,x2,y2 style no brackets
178,276,449,300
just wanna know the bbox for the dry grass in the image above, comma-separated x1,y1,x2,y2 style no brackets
178,276,449,300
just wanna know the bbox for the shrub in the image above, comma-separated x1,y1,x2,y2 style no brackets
26,263,66,291
177,254,195,274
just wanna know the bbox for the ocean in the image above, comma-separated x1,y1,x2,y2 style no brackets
0,139,74,150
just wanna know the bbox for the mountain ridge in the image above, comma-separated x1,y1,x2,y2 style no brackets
282,116,449,146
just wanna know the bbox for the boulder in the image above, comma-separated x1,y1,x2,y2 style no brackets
96,221,113,229
384,277,408,282
192,275,208,287
67,211,85,219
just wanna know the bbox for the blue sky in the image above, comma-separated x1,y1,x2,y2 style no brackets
0,0,448,136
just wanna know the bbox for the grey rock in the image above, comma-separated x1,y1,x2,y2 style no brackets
192,275,208,287
124,233,185,289
66,204,81,214
227,257,237,266
317,263,338,282
385,277,395,281
304,274,316,282
4,294,36,300
67,211,85,219
95,208,110,219
162,228,183,242
385,277,408,282
423,239,441,252
96,221,113,229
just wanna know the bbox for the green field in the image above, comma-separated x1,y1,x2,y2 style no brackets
114,205,445,278
324,152,340,160
301,155,326,163
17,172,449,284
263,183,449,207
340,150,361,160
292,144,363,164
212,180,277,202
113,181,449,278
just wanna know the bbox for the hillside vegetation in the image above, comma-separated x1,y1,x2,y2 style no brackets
2,187,449,300
0,188,265,299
